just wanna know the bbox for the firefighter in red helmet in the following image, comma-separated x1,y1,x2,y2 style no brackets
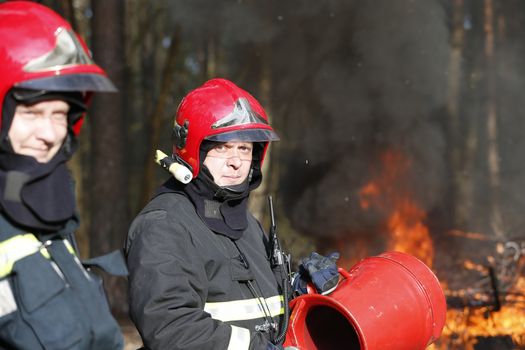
172,78,279,179
0,2,125,349
126,78,339,350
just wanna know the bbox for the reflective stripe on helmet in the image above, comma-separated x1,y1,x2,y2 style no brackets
228,325,250,350
204,295,284,322
0,234,75,278
211,98,268,129
23,28,94,73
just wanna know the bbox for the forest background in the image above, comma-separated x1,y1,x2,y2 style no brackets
21,0,525,347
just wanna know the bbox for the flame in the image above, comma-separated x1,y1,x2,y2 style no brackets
356,150,525,348
359,182,379,210
431,299,525,349
359,150,434,266
432,235,525,349
387,199,433,266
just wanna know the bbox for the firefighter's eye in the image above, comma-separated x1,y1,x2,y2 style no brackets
238,145,252,153
213,144,227,152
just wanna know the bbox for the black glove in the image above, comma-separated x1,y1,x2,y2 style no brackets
292,252,340,296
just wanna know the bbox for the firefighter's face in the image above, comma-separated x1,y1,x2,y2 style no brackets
203,141,253,186
9,100,69,163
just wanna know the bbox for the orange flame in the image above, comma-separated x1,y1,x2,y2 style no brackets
359,150,434,266
430,292,525,349
431,233,525,349
356,150,525,348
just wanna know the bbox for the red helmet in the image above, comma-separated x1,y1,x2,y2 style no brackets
0,1,116,135
173,78,279,178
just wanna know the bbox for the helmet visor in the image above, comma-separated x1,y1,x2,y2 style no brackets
205,129,279,143
12,88,87,115
15,73,117,92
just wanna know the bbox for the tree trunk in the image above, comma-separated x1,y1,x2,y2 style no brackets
140,30,181,205
90,0,128,317
447,0,468,228
484,0,505,238
248,47,273,221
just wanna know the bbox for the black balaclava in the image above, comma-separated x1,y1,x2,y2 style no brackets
0,89,86,232
183,141,265,240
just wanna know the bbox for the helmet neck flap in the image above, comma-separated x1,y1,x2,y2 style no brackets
181,141,264,239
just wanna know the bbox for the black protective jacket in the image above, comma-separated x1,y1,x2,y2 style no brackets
0,214,124,350
126,189,285,350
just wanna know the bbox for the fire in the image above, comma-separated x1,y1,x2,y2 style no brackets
356,150,525,348
359,182,379,210
431,234,525,349
359,150,433,266
387,199,433,266
430,296,525,349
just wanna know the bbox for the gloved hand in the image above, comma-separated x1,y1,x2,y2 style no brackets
292,252,340,296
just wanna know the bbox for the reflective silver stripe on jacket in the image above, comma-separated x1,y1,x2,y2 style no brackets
227,325,250,350
0,234,50,278
0,234,75,278
204,295,284,322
